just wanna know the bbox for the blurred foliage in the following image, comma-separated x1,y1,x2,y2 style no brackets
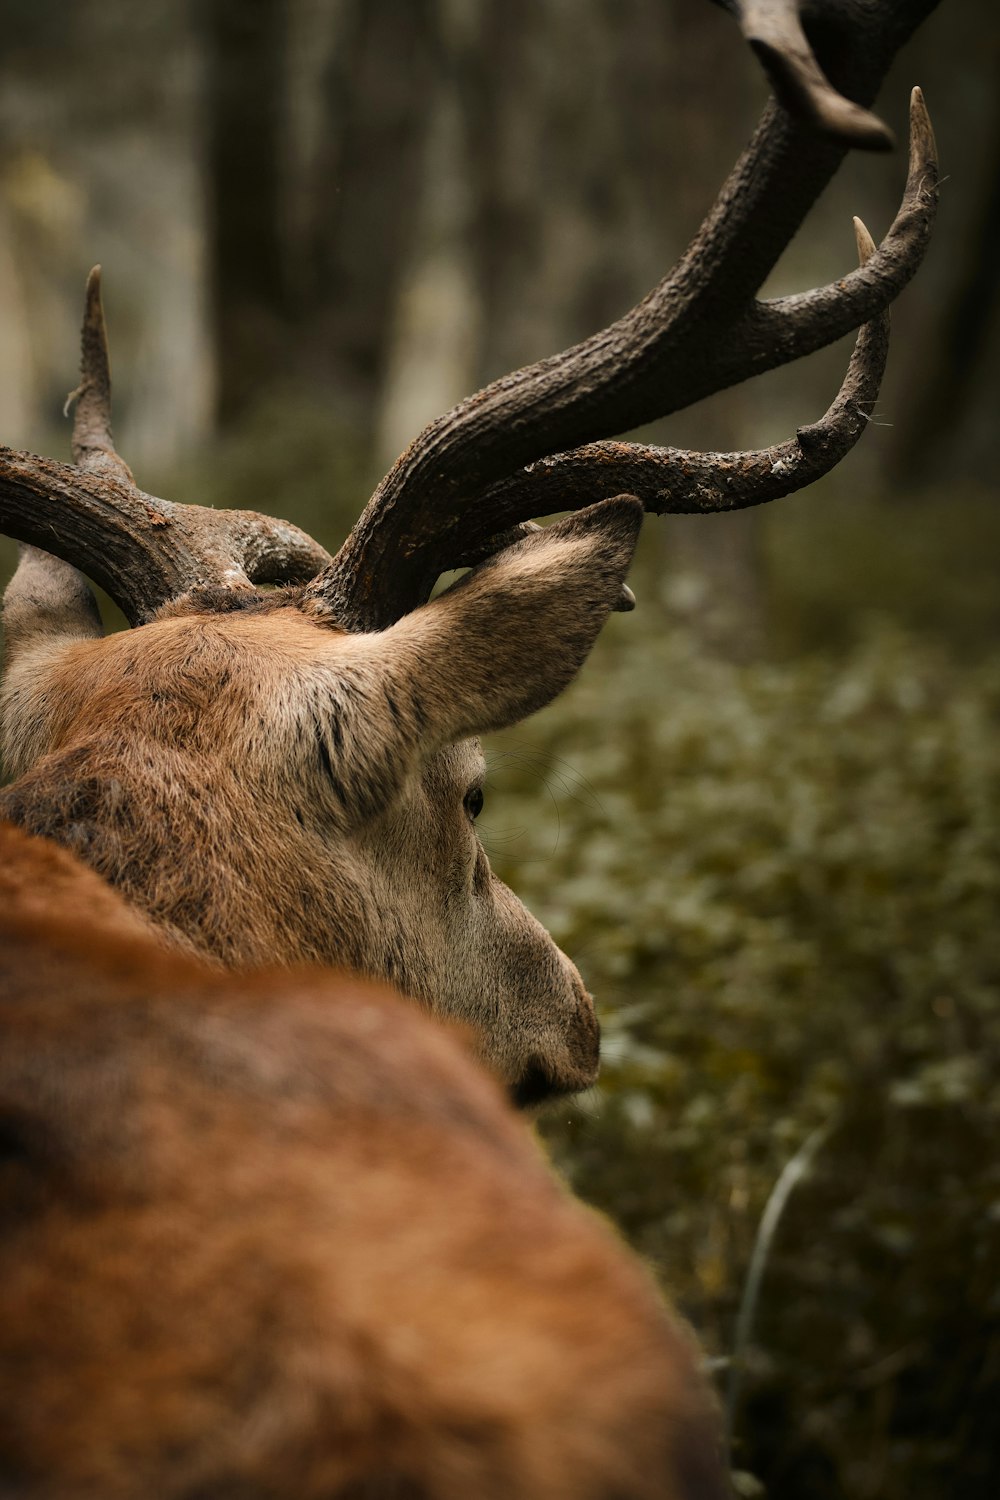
145,389,377,553
482,574,1000,1498
763,479,1000,660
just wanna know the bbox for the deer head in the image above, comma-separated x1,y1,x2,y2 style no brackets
0,0,938,1105
0,488,640,1106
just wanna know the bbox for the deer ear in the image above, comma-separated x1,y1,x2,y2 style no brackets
303,496,641,826
382,494,643,744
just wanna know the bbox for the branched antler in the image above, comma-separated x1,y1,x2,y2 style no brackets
460,218,886,532
310,85,937,629
0,1,941,634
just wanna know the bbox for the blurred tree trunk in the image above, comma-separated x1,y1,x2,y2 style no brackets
298,0,439,456
204,0,438,460
453,0,645,389
448,0,535,387
205,0,290,426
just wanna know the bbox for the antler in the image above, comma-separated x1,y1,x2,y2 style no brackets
311,75,937,630
0,269,330,626
0,1,940,633
463,215,887,529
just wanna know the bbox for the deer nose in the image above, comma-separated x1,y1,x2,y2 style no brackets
563,958,601,1081
508,959,600,1110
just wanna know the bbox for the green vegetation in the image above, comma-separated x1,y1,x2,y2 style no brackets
485,565,1000,1497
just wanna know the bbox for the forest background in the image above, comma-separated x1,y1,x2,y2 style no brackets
0,1,997,1495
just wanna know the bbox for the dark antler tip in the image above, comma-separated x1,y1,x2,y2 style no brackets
816,97,895,154
81,267,110,348
747,35,893,152
81,267,109,360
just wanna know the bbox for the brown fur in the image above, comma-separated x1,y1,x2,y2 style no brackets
1,499,641,1101
0,821,729,1499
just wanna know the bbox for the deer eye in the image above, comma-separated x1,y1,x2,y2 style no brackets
464,786,484,821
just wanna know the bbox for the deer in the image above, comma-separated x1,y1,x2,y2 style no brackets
0,0,939,1493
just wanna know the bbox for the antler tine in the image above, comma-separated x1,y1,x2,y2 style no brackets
66,266,137,485
714,0,894,150
1,273,332,626
312,51,938,632
458,217,886,533
741,88,936,368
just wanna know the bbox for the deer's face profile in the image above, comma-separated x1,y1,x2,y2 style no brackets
1,501,641,1103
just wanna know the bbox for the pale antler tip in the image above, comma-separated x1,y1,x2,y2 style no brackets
84,266,103,320
852,216,876,265
836,102,895,154
908,85,938,173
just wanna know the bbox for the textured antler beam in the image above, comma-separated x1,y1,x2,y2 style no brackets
463,218,886,521
0,448,333,625
324,60,937,634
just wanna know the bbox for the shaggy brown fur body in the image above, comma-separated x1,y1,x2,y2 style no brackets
0,822,728,1499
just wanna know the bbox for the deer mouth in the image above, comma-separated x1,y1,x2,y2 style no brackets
508,1060,563,1110
508,1049,600,1111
